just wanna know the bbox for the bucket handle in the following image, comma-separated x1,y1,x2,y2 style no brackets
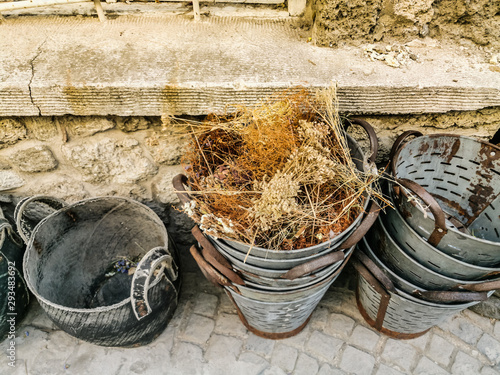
394,178,448,246
191,226,245,286
189,244,233,288
345,118,379,164
14,195,67,244
172,174,192,206
281,199,381,280
131,246,178,321
389,130,423,177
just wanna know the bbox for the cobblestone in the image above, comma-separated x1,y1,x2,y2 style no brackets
4,265,500,375
381,339,418,372
306,330,343,362
451,351,482,375
349,325,380,351
294,353,319,375
339,346,375,375
427,334,455,367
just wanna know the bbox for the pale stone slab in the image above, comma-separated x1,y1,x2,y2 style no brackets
0,16,498,117
427,334,455,368
451,351,482,375
339,346,375,375
381,339,418,372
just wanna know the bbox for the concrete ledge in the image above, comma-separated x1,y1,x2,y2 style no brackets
1,15,499,116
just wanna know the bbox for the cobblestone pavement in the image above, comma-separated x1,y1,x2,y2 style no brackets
3,262,500,375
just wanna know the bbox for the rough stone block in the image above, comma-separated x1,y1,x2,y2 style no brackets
0,118,26,149
171,342,206,374
349,325,380,352
10,145,58,173
0,170,24,190
339,346,375,375
451,351,482,375
23,117,58,141
478,334,500,364
62,137,157,184
381,339,418,372
375,364,405,375
306,330,343,362
427,334,455,367
151,165,185,205
144,131,188,166
294,353,319,375
116,117,151,132
62,116,115,137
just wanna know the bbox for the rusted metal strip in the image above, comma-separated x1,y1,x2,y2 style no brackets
281,250,344,280
353,250,396,293
172,174,192,205
355,287,430,340
192,226,245,286
338,200,381,250
396,178,448,246
224,289,312,340
189,245,232,288
347,118,379,164
413,290,488,303
389,130,423,175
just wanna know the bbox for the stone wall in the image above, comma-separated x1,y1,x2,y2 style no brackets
0,111,498,247
310,0,500,49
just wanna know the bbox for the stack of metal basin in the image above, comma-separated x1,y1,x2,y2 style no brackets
174,119,382,339
354,133,500,339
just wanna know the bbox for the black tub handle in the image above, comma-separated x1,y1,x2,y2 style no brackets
14,195,67,244
345,118,379,164
131,246,178,321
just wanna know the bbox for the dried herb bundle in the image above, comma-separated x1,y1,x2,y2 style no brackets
177,88,380,250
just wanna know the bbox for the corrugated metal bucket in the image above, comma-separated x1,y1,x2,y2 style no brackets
19,196,180,347
352,250,494,339
390,133,500,263
190,243,354,338
174,118,379,268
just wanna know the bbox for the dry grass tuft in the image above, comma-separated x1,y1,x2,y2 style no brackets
174,87,382,250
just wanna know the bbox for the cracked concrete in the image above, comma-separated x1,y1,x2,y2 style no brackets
28,40,46,116
0,15,499,117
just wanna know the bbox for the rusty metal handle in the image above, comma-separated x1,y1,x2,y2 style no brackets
347,118,379,164
338,199,381,250
281,251,345,280
458,279,500,293
172,174,192,205
189,245,232,288
354,249,396,293
395,178,448,246
351,256,392,331
389,130,423,176
413,290,488,303
191,226,245,286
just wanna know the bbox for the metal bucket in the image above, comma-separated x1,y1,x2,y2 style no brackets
390,133,500,263
358,235,500,302
367,216,500,291
174,118,379,263
0,207,29,341
20,196,180,347
352,251,491,339
212,242,347,289
382,202,500,280
190,243,353,338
